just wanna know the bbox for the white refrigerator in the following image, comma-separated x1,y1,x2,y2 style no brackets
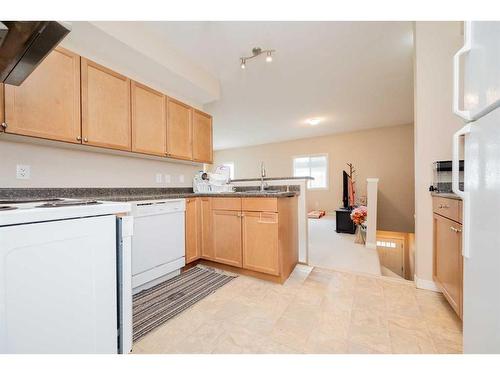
452,21,500,353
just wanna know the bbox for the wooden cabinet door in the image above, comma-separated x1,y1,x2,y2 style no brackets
131,81,166,156
433,214,463,317
242,211,279,275
185,198,201,263
200,198,214,260
167,98,192,160
192,109,213,163
4,47,81,143
0,83,4,125
81,58,131,151
212,210,242,267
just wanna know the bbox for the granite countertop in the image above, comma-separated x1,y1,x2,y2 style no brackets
0,187,299,203
75,192,297,202
431,192,462,200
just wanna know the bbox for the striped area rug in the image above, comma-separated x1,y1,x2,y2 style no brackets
132,266,237,342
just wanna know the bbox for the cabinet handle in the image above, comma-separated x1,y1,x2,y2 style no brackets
450,226,462,233
83,137,88,143
439,204,450,209
0,122,7,130
76,136,82,141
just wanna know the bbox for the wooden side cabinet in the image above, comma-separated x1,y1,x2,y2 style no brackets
433,196,463,319
131,81,167,157
192,109,213,164
185,198,201,264
3,47,81,143
200,197,214,260
81,58,131,151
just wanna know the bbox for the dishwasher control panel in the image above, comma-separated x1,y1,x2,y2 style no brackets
131,199,186,216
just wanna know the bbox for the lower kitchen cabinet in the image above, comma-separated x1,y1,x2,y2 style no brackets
242,211,279,275
184,196,298,283
212,209,242,267
185,198,201,263
433,196,463,318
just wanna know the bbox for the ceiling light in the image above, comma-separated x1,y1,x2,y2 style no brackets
306,118,321,126
239,47,275,68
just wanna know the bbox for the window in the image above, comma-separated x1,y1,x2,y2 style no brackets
293,154,328,189
222,162,235,180
377,240,397,248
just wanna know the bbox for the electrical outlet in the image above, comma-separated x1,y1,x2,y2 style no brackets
16,165,31,180
179,174,185,183
164,174,171,184
155,173,162,183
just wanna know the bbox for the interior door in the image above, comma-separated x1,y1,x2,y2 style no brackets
4,47,81,143
131,81,167,156
81,58,131,151
167,98,192,160
0,216,117,354
212,209,242,267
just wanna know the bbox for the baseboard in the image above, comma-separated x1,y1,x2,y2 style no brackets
414,275,441,292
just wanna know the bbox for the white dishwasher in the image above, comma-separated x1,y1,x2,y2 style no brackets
130,199,186,293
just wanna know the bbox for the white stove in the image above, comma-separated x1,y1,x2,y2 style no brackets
0,197,133,354
0,198,131,226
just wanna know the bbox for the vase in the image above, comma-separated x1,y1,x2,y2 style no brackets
354,224,365,244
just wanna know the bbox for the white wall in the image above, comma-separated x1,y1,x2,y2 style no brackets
413,22,464,285
0,139,200,188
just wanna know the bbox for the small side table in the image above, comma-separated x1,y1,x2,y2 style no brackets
335,208,356,234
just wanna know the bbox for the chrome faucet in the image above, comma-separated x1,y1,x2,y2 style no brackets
260,161,268,191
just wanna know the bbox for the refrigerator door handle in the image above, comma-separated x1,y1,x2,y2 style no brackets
453,21,473,122
453,124,472,258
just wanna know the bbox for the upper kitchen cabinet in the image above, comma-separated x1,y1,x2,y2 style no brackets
166,98,192,160
192,109,213,164
3,47,81,143
81,58,131,151
131,81,167,156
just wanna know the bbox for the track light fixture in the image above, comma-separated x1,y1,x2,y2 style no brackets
240,47,275,69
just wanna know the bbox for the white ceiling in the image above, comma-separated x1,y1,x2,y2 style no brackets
143,22,415,150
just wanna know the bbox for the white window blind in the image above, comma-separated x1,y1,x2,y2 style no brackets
293,155,328,189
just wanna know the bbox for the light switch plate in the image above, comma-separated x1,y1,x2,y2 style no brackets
179,174,185,183
16,165,31,180
155,173,162,183
164,174,171,184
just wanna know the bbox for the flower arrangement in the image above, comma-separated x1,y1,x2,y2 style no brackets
350,206,367,226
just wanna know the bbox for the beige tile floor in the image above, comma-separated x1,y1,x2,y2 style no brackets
132,265,463,354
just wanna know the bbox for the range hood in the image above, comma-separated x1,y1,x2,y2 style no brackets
0,21,71,86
